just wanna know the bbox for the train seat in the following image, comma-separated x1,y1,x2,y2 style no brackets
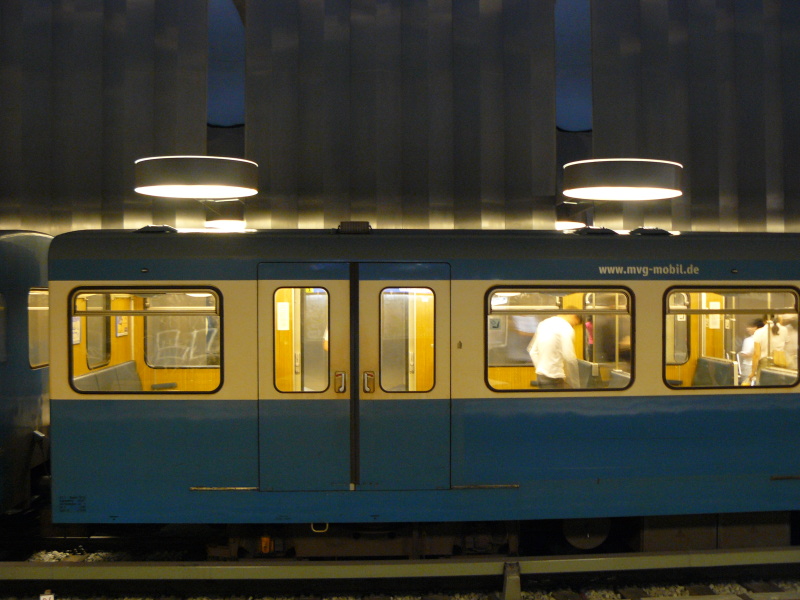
607,369,630,388
577,359,604,388
73,360,143,392
757,366,797,386
692,356,736,387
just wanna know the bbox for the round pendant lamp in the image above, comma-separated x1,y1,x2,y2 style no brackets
134,155,259,199
563,158,683,201
204,199,246,231
555,201,589,231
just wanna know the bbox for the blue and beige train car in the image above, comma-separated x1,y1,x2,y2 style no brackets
49,227,799,549
0,231,50,514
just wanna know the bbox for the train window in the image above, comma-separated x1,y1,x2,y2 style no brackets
71,289,221,393
84,293,111,369
0,293,6,363
144,292,220,368
666,292,690,364
274,287,329,392
665,288,799,388
28,289,48,368
486,288,632,391
380,287,435,392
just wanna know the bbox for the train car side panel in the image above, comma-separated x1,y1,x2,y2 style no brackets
451,394,800,518
51,399,259,522
257,266,352,491
0,232,50,513
46,230,800,529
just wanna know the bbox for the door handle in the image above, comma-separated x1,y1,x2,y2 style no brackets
335,371,347,393
363,371,375,393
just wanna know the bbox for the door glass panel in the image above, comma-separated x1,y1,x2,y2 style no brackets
274,287,329,392
0,293,6,363
28,289,49,368
84,293,111,369
380,287,434,392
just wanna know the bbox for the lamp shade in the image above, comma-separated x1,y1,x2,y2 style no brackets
204,199,245,231
134,156,258,199
555,201,589,231
563,158,682,201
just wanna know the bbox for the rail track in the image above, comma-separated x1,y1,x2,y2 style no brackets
2,546,800,599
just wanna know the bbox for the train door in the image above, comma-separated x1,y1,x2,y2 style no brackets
257,262,450,492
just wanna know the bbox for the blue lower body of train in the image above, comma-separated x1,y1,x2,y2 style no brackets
51,394,800,524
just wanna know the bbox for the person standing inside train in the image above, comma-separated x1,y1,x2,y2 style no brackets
780,314,798,370
748,315,789,384
527,313,583,389
738,319,764,384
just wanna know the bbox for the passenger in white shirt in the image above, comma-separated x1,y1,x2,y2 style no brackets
781,314,798,370
738,319,763,384
749,316,789,384
528,314,583,389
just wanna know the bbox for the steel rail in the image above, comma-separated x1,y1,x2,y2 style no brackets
2,547,800,597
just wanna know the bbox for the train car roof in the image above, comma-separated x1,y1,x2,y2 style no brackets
49,226,800,258
0,230,51,289
48,226,800,282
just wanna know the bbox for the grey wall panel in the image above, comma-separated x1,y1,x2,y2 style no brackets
591,0,637,230
0,0,208,234
452,0,483,229
120,0,159,230
763,0,783,230
782,0,800,231
243,0,272,229
246,0,557,230
592,0,800,232
297,0,325,228
716,0,737,230
734,0,768,231
321,0,353,228
0,0,54,230
51,0,104,231
680,0,720,229
666,0,692,231
637,0,674,230
402,0,435,228
525,0,558,230
426,0,455,229
4,1,800,234
102,0,131,230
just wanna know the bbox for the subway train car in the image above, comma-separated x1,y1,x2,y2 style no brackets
49,226,800,553
0,231,50,514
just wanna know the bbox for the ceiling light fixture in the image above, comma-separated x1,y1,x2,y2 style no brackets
563,158,683,201
555,200,591,231
134,155,258,199
204,199,246,231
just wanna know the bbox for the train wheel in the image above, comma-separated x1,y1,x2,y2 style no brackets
562,517,612,550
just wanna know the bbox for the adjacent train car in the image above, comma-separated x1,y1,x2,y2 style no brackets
0,231,50,514
49,226,800,552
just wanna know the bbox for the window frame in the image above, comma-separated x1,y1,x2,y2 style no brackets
378,286,436,394
663,285,800,389
28,288,49,369
69,286,223,394
272,286,331,394
83,292,111,370
142,291,221,370
485,285,634,393
0,292,6,363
